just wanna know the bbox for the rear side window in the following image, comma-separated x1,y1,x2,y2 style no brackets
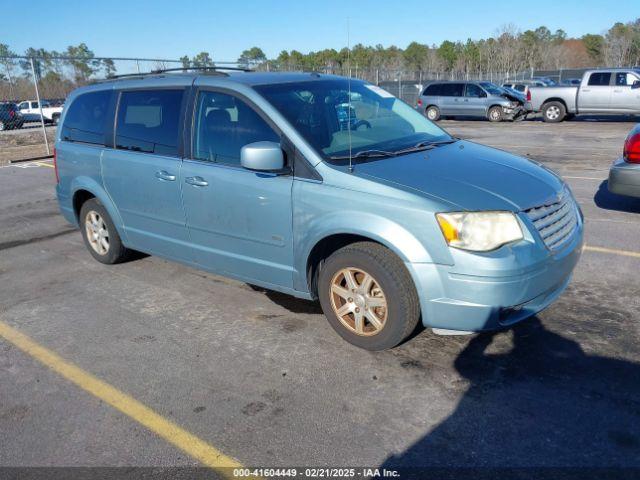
115,89,184,156
424,84,441,96
61,90,112,145
588,72,611,86
439,83,464,97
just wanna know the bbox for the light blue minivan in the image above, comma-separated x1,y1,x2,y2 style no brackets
55,69,583,350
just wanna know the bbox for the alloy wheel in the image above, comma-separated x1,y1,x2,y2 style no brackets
329,267,388,336
546,106,560,120
85,210,110,255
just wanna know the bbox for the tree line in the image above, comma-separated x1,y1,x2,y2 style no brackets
1,17,639,101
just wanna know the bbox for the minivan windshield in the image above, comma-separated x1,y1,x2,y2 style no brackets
254,79,451,161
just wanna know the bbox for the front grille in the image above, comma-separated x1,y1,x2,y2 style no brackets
525,190,578,251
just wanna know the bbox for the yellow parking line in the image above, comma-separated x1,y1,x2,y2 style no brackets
0,320,242,475
34,161,54,168
584,245,640,259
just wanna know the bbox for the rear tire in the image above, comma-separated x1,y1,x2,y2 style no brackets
487,106,503,122
542,101,566,123
318,242,420,350
52,114,60,125
79,198,131,264
425,106,440,121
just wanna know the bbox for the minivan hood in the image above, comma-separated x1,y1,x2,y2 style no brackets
500,91,525,103
353,140,564,211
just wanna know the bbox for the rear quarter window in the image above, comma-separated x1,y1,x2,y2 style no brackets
115,89,184,157
61,90,113,145
424,84,441,96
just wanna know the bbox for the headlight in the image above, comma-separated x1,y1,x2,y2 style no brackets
436,211,523,252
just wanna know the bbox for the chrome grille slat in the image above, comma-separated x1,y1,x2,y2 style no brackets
525,190,578,251
538,209,573,238
534,202,571,231
545,216,577,248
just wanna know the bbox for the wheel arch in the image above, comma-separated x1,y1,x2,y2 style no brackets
299,216,434,297
70,177,129,244
541,97,568,110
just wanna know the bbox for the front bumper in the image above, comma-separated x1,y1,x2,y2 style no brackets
407,218,584,332
608,157,640,198
502,104,528,120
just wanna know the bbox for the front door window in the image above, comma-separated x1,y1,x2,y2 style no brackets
192,91,280,166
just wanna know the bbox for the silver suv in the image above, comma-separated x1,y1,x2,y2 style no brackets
417,81,525,122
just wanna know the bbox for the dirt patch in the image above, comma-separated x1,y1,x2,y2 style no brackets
0,127,56,164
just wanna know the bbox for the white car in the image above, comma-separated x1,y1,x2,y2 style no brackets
17,100,63,125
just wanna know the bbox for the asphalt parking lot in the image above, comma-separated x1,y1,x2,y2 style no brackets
1,119,639,478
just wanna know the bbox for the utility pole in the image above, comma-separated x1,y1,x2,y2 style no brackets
30,57,50,156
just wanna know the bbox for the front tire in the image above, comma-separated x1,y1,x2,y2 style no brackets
487,106,503,122
542,101,566,123
318,242,420,350
79,198,131,264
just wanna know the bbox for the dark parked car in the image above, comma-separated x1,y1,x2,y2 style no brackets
0,103,24,131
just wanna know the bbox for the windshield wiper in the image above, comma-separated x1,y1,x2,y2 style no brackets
392,138,458,155
328,149,397,161
328,139,458,161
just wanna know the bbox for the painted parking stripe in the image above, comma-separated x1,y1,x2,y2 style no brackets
563,175,607,181
34,161,54,168
584,245,640,259
0,320,242,476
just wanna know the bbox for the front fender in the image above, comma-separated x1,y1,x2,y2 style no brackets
70,176,129,244
293,211,436,293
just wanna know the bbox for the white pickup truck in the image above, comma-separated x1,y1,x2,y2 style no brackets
17,100,63,125
528,68,640,122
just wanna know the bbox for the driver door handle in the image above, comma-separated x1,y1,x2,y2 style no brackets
185,176,208,187
155,170,176,181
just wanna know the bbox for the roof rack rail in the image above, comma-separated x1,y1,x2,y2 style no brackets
104,72,151,80
150,66,253,74
103,66,253,81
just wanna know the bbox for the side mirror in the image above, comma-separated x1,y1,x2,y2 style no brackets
632,80,640,89
241,141,285,172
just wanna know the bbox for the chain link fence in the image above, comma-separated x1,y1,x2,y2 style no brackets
0,54,593,163
0,56,188,163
